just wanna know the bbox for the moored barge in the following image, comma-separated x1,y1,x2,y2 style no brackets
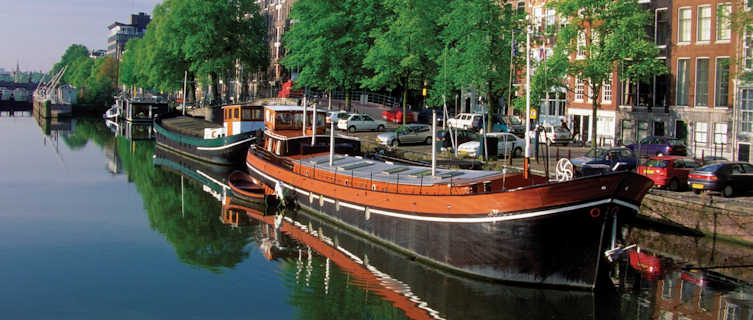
245,105,653,290
154,104,265,166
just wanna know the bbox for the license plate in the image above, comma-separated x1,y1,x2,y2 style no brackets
692,184,704,189
646,170,654,174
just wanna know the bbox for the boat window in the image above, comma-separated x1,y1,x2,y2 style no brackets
242,108,252,121
293,113,303,126
372,184,377,191
276,112,292,125
234,108,240,119
383,167,409,174
252,109,264,121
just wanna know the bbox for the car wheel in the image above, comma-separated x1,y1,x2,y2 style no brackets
348,126,356,133
693,189,702,194
668,178,679,191
425,137,432,145
723,184,735,198
513,147,522,158
377,125,385,132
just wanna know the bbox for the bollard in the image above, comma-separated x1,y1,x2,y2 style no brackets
568,149,571,160
556,148,560,160
701,149,705,165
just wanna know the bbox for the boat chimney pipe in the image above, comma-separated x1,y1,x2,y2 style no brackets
432,110,437,177
311,103,317,146
329,116,335,167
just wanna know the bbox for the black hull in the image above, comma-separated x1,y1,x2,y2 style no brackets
247,165,625,290
154,128,253,166
275,206,601,319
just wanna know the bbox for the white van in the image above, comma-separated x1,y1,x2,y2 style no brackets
446,113,484,130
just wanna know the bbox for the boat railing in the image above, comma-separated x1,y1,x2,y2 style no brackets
252,146,465,196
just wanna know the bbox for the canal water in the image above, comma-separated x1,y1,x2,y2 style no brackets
2,115,753,319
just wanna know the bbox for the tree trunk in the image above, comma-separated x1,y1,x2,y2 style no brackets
487,81,493,132
345,87,351,111
402,77,408,125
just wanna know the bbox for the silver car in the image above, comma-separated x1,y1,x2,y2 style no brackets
376,124,433,147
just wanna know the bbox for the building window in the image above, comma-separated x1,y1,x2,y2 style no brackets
577,32,586,58
656,9,669,46
742,89,753,133
543,91,566,116
715,58,730,107
575,77,584,101
695,58,709,106
676,59,690,105
678,8,691,43
697,6,711,42
717,3,732,41
714,123,728,144
602,81,612,103
695,122,708,145
621,120,635,145
638,121,650,141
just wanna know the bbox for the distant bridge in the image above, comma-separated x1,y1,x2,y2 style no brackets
0,81,37,91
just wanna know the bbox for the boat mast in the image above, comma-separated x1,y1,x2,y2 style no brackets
329,116,335,166
311,103,317,145
182,70,187,116
431,110,437,177
302,89,307,137
524,26,531,180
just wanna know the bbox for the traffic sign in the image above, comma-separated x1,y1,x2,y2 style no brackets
530,109,537,119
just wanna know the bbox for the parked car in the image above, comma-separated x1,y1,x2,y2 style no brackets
457,132,524,158
337,114,387,132
688,162,753,197
447,113,484,131
626,136,688,156
437,129,479,151
571,147,637,176
326,110,349,124
382,109,416,123
498,115,525,136
417,108,445,124
543,125,571,145
376,124,432,147
638,156,701,191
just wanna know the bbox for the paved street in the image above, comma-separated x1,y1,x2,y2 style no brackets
329,99,753,206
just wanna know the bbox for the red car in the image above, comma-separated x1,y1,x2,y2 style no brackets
381,109,416,123
638,156,701,191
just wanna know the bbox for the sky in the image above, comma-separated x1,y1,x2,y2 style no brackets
0,0,162,72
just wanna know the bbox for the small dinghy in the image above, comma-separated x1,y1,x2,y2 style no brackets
228,170,266,200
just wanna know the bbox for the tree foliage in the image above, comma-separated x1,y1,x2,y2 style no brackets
545,0,667,147
282,0,384,108
362,0,447,123
439,0,522,128
119,0,267,104
49,44,118,108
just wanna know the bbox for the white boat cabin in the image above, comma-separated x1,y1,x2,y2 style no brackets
221,104,266,137
263,105,327,134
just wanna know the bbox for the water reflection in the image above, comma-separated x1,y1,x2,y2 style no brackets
20,116,753,319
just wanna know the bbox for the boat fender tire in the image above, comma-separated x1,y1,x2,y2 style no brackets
590,207,601,218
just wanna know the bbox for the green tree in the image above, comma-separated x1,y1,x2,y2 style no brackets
282,0,383,109
546,0,667,148
439,0,522,129
51,44,89,83
149,0,267,104
362,0,447,124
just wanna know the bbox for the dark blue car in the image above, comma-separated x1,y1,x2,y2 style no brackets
571,147,638,176
626,136,688,156
688,162,753,197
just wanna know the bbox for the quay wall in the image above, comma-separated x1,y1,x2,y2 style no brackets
639,192,753,244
